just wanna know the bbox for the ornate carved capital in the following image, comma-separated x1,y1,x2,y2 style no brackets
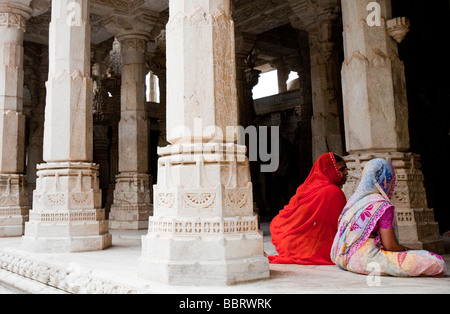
120,37,147,53
0,12,27,30
29,0,50,17
386,17,410,43
0,0,32,18
91,0,145,14
308,18,340,57
102,8,159,40
288,0,340,31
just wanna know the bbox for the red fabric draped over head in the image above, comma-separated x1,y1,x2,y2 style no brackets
269,152,347,265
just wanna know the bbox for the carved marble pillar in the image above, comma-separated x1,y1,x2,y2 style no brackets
139,0,270,285
23,0,112,252
0,2,33,237
104,11,157,230
308,18,345,160
108,35,152,230
340,0,444,254
289,0,345,161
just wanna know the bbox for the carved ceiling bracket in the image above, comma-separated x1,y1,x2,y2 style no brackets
288,0,341,31
233,0,292,34
91,0,145,14
102,8,160,41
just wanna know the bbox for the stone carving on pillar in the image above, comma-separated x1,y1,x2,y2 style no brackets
0,1,35,237
23,0,112,252
340,0,444,254
110,36,153,230
139,0,270,285
289,0,345,161
386,17,410,43
103,10,161,230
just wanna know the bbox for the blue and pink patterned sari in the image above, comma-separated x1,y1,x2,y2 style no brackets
331,158,446,277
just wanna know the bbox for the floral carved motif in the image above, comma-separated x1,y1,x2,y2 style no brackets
71,192,92,206
157,193,174,209
46,193,65,206
0,13,26,31
183,193,216,209
225,189,248,209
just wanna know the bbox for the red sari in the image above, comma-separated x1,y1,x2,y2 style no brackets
269,153,347,265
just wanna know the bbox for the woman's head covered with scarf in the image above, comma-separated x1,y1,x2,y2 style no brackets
269,152,348,265
345,158,396,211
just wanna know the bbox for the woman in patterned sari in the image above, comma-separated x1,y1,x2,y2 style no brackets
331,158,446,277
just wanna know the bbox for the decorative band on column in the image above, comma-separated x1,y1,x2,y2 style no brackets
119,37,147,53
0,13,26,31
167,7,232,31
148,216,258,236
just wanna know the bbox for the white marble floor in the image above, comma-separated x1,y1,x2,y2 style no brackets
0,223,449,294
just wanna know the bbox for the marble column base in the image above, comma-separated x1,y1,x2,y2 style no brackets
0,174,30,237
139,216,269,285
139,142,270,285
109,173,152,230
22,162,112,253
109,204,152,230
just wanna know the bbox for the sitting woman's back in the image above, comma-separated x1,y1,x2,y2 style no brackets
269,153,347,265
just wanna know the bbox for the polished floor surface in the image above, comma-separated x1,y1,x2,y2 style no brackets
0,223,449,294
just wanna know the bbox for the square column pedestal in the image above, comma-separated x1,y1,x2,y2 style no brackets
0,174,30,237
109,173,152,230
22,162,112,253
139,143,270,285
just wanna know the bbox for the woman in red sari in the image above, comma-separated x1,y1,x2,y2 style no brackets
269,152,348,265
